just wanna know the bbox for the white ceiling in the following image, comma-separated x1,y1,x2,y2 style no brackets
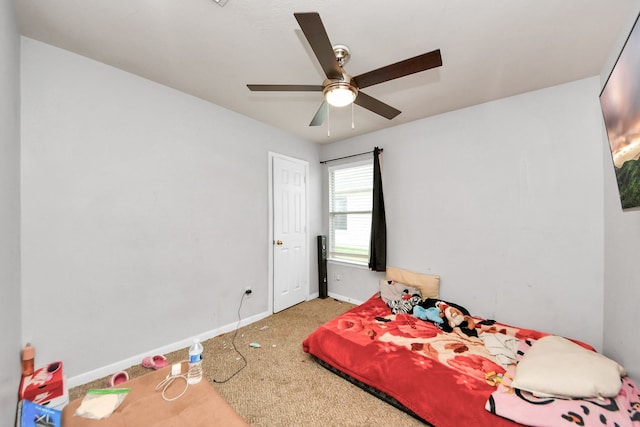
16,0,637,144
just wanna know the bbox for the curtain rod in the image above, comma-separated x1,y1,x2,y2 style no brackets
319,148,383,164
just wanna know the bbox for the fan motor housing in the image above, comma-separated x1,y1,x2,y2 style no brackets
333,44,350,67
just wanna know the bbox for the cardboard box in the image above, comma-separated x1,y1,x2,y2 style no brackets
43,375,69,410
19,361,66,407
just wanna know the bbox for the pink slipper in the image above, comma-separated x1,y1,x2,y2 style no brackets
142,354,169,370
109,371,129,387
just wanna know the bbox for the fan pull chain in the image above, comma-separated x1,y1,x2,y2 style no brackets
327,103,331,137
351,103,355,129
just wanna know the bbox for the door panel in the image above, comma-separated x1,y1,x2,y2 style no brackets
273,156,307,313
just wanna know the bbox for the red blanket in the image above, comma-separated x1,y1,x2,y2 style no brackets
302,294,551,427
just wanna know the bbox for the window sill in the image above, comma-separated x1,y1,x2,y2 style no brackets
327,259,370,270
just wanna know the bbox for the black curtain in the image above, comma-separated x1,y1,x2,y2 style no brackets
368,147,387,271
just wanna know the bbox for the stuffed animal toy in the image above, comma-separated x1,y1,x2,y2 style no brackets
413,306,444,324
436,301,477,330
387,293,422,314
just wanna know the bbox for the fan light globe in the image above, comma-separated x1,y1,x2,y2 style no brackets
324,82,357,107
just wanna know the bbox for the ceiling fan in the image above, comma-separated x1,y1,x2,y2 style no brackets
247,12,443,127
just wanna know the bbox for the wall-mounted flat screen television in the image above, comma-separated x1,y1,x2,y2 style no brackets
600,11,640,210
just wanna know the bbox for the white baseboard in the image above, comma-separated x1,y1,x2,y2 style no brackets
327,292,364,306
67,309,272,388
68,294,363,388
309,291,363,306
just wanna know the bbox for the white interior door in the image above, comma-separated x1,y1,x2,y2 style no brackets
272,156,308,313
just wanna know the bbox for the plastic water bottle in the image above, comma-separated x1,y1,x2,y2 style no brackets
187,338,203,384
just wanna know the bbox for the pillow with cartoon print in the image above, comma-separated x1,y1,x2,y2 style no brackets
379,279,421,304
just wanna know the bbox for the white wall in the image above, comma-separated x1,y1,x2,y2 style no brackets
322,77,605,351
601,1,640,382
18,5,640,390
0,0,21,423
20,38,322,385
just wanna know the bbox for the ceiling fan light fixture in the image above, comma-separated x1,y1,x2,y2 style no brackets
324,82,357,107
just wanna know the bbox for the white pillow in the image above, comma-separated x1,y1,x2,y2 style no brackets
511,335,626,399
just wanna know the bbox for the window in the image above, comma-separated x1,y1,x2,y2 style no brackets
328,160,373,264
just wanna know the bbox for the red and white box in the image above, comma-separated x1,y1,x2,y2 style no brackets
19,361,68,408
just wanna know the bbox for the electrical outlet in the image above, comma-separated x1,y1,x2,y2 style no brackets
244,286,253,296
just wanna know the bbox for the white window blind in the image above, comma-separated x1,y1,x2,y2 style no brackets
328,160,373,264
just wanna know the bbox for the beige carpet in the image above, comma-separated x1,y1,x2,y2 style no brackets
69,297,425,426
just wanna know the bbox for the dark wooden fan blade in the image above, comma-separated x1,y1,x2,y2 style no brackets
309,101,328,126
354,92,401,120
353,49,442,89
294,12,342,80
247,84,323,92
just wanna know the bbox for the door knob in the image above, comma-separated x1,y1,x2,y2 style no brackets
276,240,283,246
